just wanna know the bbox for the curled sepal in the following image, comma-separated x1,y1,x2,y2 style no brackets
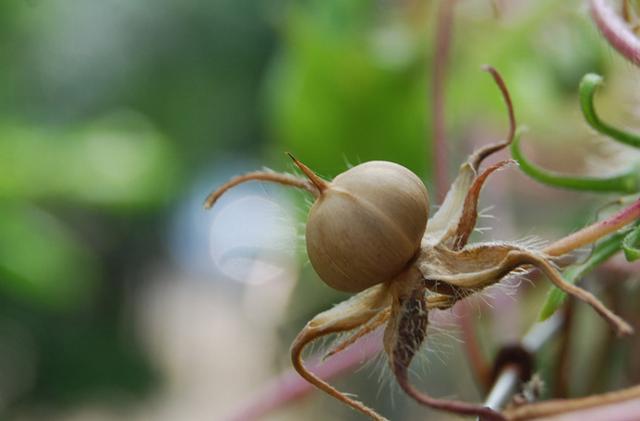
383,282,505,421
539,230,629,321
422,246,633,336
511,130,640,193
580,73,640,148
290,284,391,421
323,308,390,361
622,225,640,261
509,250,633,336
425,162,476,243
204,169,320,209
451,159,514,250
468,65,517,170
427,66,516,245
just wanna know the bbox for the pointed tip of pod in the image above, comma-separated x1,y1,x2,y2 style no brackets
287,152,329,193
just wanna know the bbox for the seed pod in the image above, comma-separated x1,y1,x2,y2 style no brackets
296,159,429,293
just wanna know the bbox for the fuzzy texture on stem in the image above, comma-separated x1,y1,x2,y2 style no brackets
203,171,318,209
540,228,632,320
544,198,640,257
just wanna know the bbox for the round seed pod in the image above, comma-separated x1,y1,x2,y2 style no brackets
304,161,429,293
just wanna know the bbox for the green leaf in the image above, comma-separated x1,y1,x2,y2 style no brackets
622,227,640,261
580,73,640,148
539,230,628,321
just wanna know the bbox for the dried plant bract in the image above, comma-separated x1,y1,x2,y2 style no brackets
205,68,634,421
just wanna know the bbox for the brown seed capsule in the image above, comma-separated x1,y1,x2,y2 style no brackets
301,161,430,293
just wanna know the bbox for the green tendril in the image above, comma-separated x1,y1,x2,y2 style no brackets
622,226,640,261
580,73,640,148
539,229,630,321
511,131,640,193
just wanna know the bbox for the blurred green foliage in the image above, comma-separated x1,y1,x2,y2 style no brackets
0,0,276,415
0,203,97,309
265,0,609,182
0,114,180,208
265,1,429,177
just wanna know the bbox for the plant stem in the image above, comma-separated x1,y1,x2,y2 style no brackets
580,73,640,148
481,200,640,417
226,330,383,421
590,0,640,67
543,198,640,257
510,133,640,194
504,384,640,420
481,313,564,416
226,197,640,420
431,0,493,393
553,299,575,398
432,0,456,202
539,228,630,320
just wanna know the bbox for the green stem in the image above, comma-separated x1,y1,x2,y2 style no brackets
622,226,640,261
511,132,640,193
539,229,631,321
580,73,640,148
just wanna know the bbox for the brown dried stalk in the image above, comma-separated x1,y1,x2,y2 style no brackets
504,384,640,420
206,65,638,420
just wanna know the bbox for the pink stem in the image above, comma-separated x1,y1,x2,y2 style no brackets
431,0,492,392
544,198,640,257
226,330,383,421
590,0,640,67
432,0,457,202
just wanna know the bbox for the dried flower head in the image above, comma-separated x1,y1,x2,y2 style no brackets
205,67,633,421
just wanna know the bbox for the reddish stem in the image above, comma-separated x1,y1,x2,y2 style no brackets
432,0,457,202
590,0,640,67
544,198,640,257
226,331,383,421
553,299,575,398
431,0,493,396
458,301,493,390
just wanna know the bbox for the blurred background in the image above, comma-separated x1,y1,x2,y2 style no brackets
1,0,639,420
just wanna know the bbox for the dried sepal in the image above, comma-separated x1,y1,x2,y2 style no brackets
201,60,640,421
419,245,632,336
323,307,390,361
287,153,329,193
506,250,633,336
383,279,505,421
418,243,515,290
290,284,391,421
427,65,516,245
424,162,477,244
540,229,630,321
451,159,514,250
203,170,319,209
